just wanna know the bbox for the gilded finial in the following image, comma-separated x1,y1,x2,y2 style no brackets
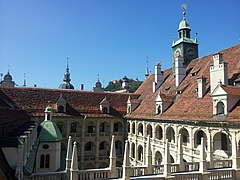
181,4,187,19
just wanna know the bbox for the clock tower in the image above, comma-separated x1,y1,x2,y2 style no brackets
172,10,198,73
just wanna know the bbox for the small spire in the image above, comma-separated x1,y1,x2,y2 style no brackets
145,57,149,79
97,74,100,82
23,73,26,87
195,33,198,43
7,65,10,75
172,36,175,46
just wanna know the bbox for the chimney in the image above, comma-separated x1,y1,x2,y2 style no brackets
80,84,84,90
152,63,164,92
197,76,206,99
210,53,228,93
175,56,186,87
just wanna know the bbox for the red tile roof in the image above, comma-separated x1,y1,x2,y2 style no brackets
221,85,240,96
0,87,139,118
128,44,240,122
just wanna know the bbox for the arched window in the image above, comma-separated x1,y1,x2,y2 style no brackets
45,154,50,168
138,145,143,161
131,143,135,158
127,122,130,133
103,107,108,114
217,102,224,115
132,122,135,134
114,122,122,132
156,105,161,115
138,123,143,136
71,122,77,133
40,154,45,168
58,105,64,113
40,154,50,168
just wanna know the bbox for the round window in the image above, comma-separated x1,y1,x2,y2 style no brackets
42,144,49,149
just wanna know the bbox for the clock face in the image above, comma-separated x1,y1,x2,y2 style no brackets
188,49,195,56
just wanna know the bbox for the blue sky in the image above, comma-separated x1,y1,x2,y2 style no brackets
0,0,239,90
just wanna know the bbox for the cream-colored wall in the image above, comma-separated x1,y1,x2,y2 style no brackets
36,141,61,173
127,119,240,166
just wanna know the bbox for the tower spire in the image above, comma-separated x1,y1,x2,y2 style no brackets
145,56,149,79
23,73,26,87
59,57,75,89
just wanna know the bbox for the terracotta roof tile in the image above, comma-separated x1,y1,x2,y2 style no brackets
129,44,240,121
0,87,139,118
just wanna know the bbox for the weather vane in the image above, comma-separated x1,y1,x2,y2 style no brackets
181,4,187,18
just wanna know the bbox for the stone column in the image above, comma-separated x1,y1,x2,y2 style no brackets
164,140,174,178
189,127,194,160
143,121,146,137
163,124,166,144
199,138,209,179
231,131,240,179
70,142,79,180
66,136,72,179
174,126,179,145
146,135,153,175
207,130,213,168
122,140,130,180
109,135,117,178
177,134,184,171
152,124,156,139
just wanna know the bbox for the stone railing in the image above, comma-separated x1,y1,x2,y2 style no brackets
78,168,110,180
129,166,147,176
211,159,232,169
27,171,66,180
208,169,235,180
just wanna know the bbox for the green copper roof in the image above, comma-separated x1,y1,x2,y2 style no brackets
172,37,197,47
178,18,190,31
38,120,62,142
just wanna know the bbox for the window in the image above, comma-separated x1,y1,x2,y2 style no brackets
40,155,45,168
131,143,135,158
58,105,64,113
100,123,105,132
217,102,224,115
103,107,108,114
132,122,135,134
99,142,105,150
45,154,50,168
47,114,50,120
114,122,122,132
156,105,161,115
88,126,94,133
85,142,92,151
71,122,77,133
197,131,204,145
40,154,50,168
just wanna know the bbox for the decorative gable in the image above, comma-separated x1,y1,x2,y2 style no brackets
211,85,240,116
100,97,110,114
155,94,174,115
127,96,140,114
56,94,66,113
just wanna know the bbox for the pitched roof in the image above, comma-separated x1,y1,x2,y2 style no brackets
0,87,139,118
221,85,240,96
128,44,240,121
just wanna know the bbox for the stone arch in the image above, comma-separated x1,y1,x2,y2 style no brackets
132,122,136,134
99,141,110,156
155,151,162,165
166,126,175,143
127,122,130,133
138,123,143,136
194,129,207,148
85,121,96,134
131,142,135,158
147,124,153,138
84,141,96,157
99,121,110,133
213,132,231,157
138,145,143,161
70,121,80,133
179,127,190,145
113,121,123,132
115,140,122,156
155,125,163,140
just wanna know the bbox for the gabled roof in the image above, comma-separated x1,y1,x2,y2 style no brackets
0,87,139,118
221,85,240,96
128,44,240,121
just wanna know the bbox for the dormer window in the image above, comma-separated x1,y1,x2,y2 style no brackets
56,94,66,113
103,107,108,114
216,101,224,115
100,97,110,114
156,105,161,115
